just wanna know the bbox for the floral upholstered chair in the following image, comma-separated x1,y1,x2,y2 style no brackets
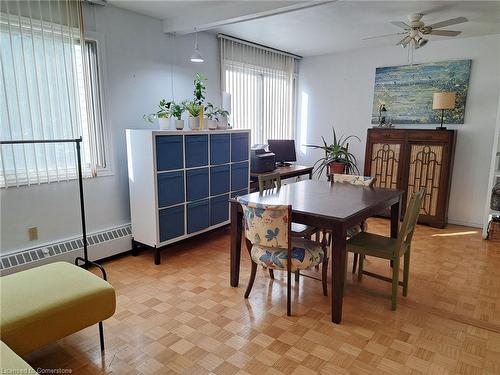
237,198,328,316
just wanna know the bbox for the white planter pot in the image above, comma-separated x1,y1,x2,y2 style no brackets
188,116,200,130
158,117,170,130
174,119,184,130
217,117,229,129
206,119,217,130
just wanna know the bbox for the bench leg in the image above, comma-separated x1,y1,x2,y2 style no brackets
99,322,105,352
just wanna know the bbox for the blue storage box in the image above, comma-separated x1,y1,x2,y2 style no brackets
210,165,230,195
159,205,185,242
187,199,210,233
231,162,249,191
185,135,208,168
157,171,185,208
231,133,249,162
156,135,183,171
186,168,209,201
210,194,229,225
210,134,230,165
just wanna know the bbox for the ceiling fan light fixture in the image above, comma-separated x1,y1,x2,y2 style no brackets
417,37,428,48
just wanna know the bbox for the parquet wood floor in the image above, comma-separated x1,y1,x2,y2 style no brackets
23,219,500,374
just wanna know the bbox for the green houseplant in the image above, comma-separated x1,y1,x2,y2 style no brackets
144,99,173,129
170,102,185,130
184,100,202,130
305,127,360,178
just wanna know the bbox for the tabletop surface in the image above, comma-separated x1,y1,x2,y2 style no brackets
235,180,404,222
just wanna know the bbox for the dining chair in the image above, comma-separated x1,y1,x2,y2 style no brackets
237,198,328,316
326,174,376,273
258,172,320,281
347,188,425,310
258,173,318,239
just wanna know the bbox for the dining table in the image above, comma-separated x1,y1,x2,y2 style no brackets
229,179,404,324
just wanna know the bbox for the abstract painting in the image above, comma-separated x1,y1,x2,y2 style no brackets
371,60,471,125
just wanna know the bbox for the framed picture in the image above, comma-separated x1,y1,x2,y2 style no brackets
371,60,471,125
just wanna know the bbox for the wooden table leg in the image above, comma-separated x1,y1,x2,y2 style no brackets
230,201,243,287
390,197,401,238
331,224,347,324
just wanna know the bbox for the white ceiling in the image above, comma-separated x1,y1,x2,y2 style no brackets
106,1,500,57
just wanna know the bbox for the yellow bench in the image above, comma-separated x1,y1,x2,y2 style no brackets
0,261,116,369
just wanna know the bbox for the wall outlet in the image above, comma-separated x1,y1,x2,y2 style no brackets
28,227,38,241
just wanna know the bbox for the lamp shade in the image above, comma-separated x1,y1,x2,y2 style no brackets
433,92,456,110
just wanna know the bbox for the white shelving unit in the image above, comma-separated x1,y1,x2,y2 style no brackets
482,96,500,238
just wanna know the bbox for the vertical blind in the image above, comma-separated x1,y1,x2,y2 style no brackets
219,35,298,145
0,0,90,188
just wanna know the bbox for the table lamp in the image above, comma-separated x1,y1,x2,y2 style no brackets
432,92,456,130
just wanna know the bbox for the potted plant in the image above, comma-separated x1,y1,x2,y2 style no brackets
305,127,360,178
216,107,230,129
193,73,207,128
184,100,202,130
170,102,185,130
205,103,218,130
144,99,173,130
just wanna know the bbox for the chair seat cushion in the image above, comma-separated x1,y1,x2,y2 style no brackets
1,341,35,372
347,232,399,259
0,261,116,355
251,238,324,272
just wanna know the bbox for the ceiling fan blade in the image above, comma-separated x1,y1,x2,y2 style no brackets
362,32,406,41
397,35,411,47
427,17,468,29
391,21,410,29
429,30,462,37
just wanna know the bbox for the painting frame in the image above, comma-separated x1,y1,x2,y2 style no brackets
371,59,472,125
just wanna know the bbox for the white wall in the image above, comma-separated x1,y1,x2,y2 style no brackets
0,4,220,254
297,34,500,227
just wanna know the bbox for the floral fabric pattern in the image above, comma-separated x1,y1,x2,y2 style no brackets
251,238,324,272
333,174,374,186
237,198,289,248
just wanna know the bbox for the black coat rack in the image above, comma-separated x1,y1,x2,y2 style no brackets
0,137,107,280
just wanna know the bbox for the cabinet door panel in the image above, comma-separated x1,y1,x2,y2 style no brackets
156,135,183,171
186,168,209,201
157,171,185,208
187,199,210,233
159,205,185,242
210,134,230,165
185,135,208,167
231,133,249,162
368,143,403,189
407,144,444,217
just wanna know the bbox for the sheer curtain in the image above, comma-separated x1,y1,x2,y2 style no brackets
219,35,298,145
0,0,89,188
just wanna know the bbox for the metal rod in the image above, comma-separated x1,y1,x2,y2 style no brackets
0,138,82,145
75,137,88,266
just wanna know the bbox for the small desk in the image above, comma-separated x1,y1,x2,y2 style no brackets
229,180,404,324
250,164,313,191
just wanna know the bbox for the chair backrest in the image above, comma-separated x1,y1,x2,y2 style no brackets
258,172,281,193
237,197,291,249
332,174,376,187
396,188,426,255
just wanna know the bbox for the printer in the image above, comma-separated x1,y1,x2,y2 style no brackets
250,145,276,173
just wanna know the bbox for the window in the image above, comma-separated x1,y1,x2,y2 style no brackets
0,1,108,188
219,35,298,145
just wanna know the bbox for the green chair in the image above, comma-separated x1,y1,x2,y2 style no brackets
238,198,328,316
347,188,425,310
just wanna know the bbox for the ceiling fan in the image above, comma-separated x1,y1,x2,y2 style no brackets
365,13,468,49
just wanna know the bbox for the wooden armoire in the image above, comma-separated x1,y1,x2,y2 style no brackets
364,128,456,228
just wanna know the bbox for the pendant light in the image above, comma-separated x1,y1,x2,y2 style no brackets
190,28,204,63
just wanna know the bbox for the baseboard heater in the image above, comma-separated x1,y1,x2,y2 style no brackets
0,224,131,274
